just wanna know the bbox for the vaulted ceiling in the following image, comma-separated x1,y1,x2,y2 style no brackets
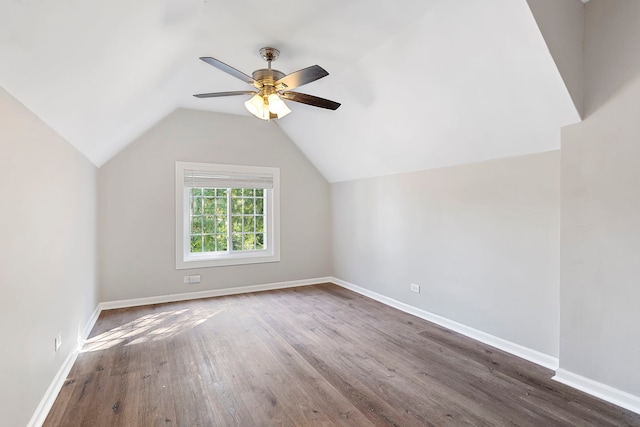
0,0,582,182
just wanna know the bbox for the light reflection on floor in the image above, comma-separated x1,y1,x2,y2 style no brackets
81,307,224,352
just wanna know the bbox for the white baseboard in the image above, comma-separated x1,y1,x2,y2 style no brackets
553,369,640,415
27,349,78,427
81,305,101,345
98,277,331,311
27,305,101,427
331,277,559,371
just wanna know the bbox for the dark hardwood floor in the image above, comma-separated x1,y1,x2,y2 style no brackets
44,283,640,426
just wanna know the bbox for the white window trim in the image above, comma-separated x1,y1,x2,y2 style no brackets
175,161,280,269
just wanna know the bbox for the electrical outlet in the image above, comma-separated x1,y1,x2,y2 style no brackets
410,283,420,293
184,275,201,285
54,334,62,352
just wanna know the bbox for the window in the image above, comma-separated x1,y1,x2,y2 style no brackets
176,162,280,269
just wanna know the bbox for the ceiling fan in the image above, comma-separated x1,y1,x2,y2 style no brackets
194,47,340,120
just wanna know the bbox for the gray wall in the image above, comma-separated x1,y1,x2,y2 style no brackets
0,87,98,426
331,151,560,357
98,109,332,302
560,0,640,395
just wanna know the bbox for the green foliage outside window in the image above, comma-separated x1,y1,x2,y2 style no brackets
189,187,265,254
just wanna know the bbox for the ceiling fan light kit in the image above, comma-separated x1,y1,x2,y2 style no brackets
194,47,340,120
244,93,291,120
267,93,291,117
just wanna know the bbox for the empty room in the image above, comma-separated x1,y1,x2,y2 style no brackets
2,0,640,425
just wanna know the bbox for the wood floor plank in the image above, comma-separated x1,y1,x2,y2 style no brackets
43,284,640,426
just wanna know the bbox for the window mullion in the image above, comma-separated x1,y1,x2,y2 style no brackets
241,194,245,250
263,191,268,250
227,188,232,253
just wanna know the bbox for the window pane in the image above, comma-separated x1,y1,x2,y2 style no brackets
215,234,227,251
189,188,266,255
192,197,203,215
190,188,202,197
215,198,227,216
243,234,255,250
231,216,242,232
232,233,243,250
203,235,215,252
203,198,215,215
243,216,255,232
231,198,243,215
191,216,203,234
191,236,202,252
215,217,227,233
244,198,254,215
203,216,215,234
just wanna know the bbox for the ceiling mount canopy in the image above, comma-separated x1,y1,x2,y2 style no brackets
259,47,279,63
194,47,341,121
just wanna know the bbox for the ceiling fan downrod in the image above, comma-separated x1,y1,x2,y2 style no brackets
259,47,280,70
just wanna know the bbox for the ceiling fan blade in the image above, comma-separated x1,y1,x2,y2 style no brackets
281,91,341,110
193,91,256,98
275,65,328,91
199,57,257,85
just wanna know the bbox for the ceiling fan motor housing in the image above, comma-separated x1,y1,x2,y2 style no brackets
252,68,286,93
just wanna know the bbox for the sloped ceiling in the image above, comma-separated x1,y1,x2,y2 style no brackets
0,0,581,182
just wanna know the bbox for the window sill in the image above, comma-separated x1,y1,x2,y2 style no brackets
176,252,280,269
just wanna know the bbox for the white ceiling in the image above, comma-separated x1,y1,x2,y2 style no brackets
0,0,580,182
